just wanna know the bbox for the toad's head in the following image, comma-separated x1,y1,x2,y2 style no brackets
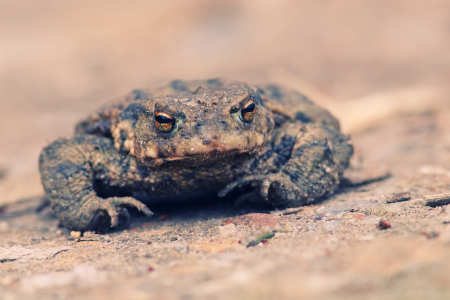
111,81,274,166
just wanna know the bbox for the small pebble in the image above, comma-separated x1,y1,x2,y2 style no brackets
242,229,275,247
422,231,439,239
377,220,391,230
70,231,81,238
386,192,411,203
282,208,303,215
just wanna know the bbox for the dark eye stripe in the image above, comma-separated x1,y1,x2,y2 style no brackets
155,111,172,120
243,102,255,112
242,100,255,111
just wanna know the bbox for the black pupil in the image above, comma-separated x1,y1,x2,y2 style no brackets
243,103,255,113
156,114,172,123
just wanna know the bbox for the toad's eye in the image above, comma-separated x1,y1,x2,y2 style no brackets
154,111,175,132
241,98,256,122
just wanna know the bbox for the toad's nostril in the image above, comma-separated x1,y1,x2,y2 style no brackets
195,122,205,132
219,121,228,129
203,139,212,145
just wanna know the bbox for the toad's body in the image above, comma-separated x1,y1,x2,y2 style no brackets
39,79,353,231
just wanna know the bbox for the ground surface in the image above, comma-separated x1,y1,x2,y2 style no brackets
1,1,450,299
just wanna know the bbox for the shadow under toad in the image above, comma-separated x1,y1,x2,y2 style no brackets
0,170,390,234
1,187,275,233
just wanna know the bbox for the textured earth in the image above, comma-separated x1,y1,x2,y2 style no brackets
1,1,450,299
3,109,450,300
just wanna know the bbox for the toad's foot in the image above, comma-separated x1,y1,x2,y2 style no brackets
76,195,154,232
218,138,346,207
218,173,303,200
93,196,154,228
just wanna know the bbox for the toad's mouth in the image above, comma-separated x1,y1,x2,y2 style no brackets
135,133,268,166
152,148,261,166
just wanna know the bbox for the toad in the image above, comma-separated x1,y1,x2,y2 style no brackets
39,79,353,231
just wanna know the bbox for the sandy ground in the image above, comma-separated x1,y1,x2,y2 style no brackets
1,1,450,299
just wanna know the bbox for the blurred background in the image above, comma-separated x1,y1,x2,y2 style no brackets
0,0,449,204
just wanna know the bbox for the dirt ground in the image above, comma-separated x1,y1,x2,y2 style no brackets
1,1,450,299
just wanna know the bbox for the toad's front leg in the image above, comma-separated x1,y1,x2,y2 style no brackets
219,123,353,206
39,136,153,232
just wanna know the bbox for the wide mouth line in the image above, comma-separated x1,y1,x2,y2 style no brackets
165,149,243,160
160,146,260,161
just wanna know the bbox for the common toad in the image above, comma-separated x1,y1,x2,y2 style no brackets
39,79,353,231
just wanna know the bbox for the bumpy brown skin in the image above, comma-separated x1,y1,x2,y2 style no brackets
39,79,353,231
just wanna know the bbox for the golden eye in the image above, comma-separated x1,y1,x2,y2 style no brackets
241,98,256,122
154,111,175,132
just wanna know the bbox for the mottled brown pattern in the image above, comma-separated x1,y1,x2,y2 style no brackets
39,79,353,231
